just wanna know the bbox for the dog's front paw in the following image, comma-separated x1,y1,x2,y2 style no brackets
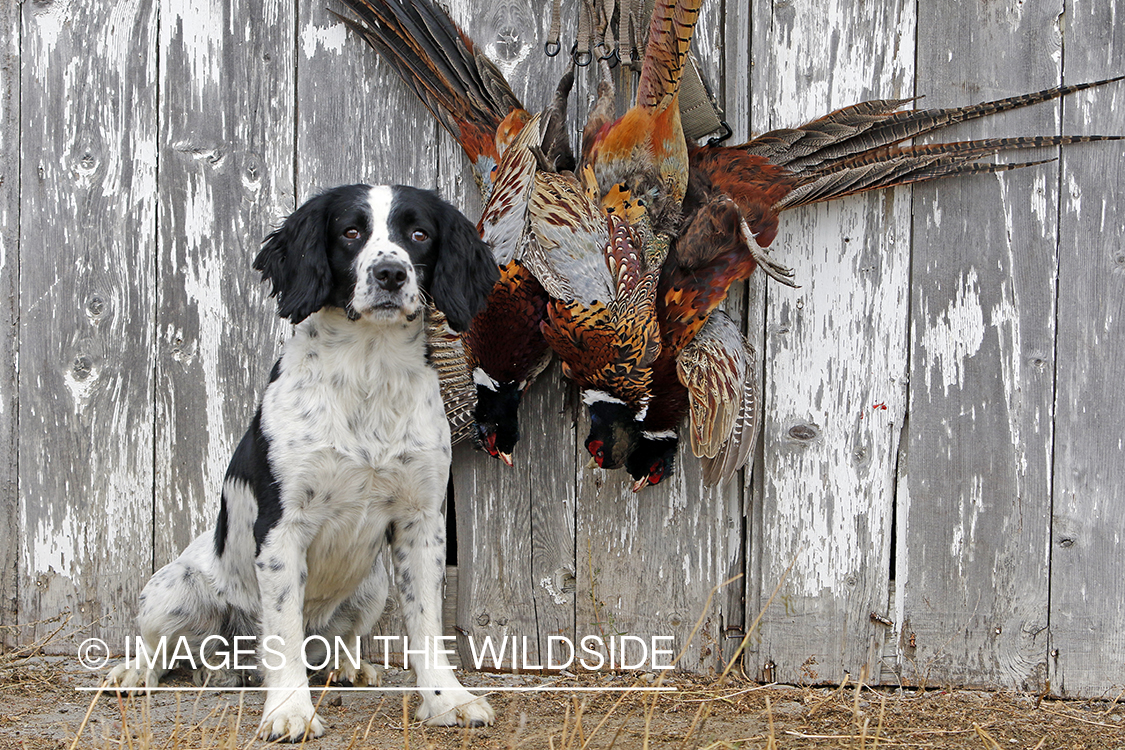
418,691,494,728
258,695,325,742
331,659,382,687
105,661,158,692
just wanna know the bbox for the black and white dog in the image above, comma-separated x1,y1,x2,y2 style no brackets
108,185,499,740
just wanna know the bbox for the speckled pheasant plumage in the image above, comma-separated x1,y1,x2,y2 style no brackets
583,0,701,245
518,0,702,470
534,208,661,410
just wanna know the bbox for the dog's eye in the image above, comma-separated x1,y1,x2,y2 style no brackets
411,229,429,243
343,228,360,240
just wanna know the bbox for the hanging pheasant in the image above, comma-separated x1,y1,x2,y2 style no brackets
522,163,661,470
582,0,699,254
529,0,704,471
617,75,1125,490
335,0,576,465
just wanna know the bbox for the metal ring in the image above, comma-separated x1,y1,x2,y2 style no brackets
573,48,592,66
545,40,561,57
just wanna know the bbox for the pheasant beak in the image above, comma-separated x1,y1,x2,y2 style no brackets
482,432,501,460
631,476,651,493
498,451,514,467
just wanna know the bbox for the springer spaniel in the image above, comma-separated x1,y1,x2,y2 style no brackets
108,184,499,740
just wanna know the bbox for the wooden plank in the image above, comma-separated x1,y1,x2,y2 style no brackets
725,0,768,671
701,0,750,668
0,0,19,647
153,0,295,572
1048,0,1125,699
898,0,1064,690
297,2,439,195
444,0,578,670
748,0,914,685
571,0,745,676
18,0,158,648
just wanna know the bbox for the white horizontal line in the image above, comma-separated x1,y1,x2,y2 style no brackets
78,686,675,693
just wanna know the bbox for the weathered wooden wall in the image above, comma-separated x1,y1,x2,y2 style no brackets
1049,0,1125,697
902,0,1064,693
0,0,19,650
1,0,1122,698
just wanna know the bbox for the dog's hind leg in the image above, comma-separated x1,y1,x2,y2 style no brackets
107,533,227,690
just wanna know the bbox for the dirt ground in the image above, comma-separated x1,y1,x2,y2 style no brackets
2,655,1124,750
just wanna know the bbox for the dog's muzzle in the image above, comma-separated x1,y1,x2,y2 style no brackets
355,259,419,319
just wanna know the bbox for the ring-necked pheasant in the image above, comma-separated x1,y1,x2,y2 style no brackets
530,0,703,471
618,75,1125,490
336,0,576,465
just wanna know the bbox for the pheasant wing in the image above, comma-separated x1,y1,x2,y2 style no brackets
676,310,759,485
425,308,476,445
523,167,611,303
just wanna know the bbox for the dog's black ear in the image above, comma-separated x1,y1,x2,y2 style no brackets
253,194,334,323
428,199,499,332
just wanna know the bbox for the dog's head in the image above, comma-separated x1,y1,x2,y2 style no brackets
253,184,498,331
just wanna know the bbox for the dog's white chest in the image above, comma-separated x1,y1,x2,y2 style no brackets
262,313,450,473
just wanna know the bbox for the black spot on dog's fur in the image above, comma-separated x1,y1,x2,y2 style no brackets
219,407,283,558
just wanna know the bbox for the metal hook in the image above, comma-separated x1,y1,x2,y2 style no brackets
707,121,733,147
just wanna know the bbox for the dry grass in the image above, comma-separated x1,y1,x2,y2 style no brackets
0,669,1121,750
1,587,1123,749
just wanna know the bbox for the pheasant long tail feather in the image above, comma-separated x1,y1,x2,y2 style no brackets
742,74,1124,177
335,0,524,185
846,75,1125,163
739,97,917,164
635,0,704,112
780,133,1124,210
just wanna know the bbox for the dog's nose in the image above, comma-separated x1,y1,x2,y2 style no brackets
370,262,409,291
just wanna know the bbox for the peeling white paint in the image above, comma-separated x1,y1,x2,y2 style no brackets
31,0,73,71
179,175,236,514
31,506,78,578
63,361,98,415
951,476,985,578
539,576,568,606
919,268,986,398
301,20,348,58
169,0,225,106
